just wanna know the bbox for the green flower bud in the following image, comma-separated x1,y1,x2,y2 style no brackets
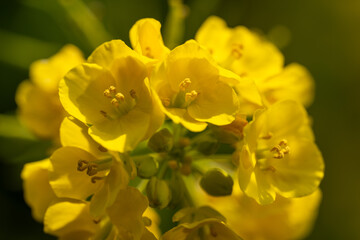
200,168,233,196
147,128,174,152
146,177,172,209
133,156,158,179
195,134,219,156
168,172,185,207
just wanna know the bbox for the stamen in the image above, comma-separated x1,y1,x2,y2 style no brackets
93,218,101,224
115,93,125,102
91,176,104,183
210,225,217,237
109,86,116,93
161,97,171,107
130,89,137,98
77,160,89,171
86,164,98,176
270,139,290,159
103,89,111,98
185,90,198,102
260,132,273,139
231,43,244,59
179,78,191,91
144,46,154,58
111,98,119,107
98,145,108,152
100,110,108,118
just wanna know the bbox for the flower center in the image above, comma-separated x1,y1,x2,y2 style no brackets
255,133,291,172
77,158,112,183
162,78,199,109
100,85,137,119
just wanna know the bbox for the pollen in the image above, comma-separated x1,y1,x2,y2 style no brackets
103,89,111,98
179,78,191,91
91,176,104,183
185,90,198,102
271,139,290,159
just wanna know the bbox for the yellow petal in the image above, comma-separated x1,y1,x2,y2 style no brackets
233,77,264,115
196,16,284,82
259,63,315,107
164,107,207,132
89,108,151,152
187,80,238,125
44,200,99,237
270,138,324,198
90,160,129,218
107,186,148,240
49,147,106,200
60,116,108,158
195,16,233,63
16,80,65,138
59,63,117,125
130,18,170,60
21,159,56,222
88,39,152,69
201,180,322,240
30,44,84,93
163,218,243,240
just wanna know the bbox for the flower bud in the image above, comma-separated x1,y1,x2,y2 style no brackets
133,156,158,179
147,128,174,152
200,168,234,196
168,172,185,207
146,177,172,209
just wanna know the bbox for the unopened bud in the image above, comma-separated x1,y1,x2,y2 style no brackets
133,156,158,179
200,168,233,196
146,177,172,209
148,128,174,152
195,135,219,156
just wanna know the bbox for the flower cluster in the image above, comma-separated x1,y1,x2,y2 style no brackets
19,17,324,240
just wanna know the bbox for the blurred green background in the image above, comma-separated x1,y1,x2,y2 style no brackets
0,0,359,239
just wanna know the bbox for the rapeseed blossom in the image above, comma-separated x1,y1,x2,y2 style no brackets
19,16,324,240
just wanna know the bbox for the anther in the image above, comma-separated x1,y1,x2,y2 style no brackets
231,43,244,59
100,110,108,118
185,90,198,102
270,139,290,159
115,93,125,102
179,78,191,91
91,176,104,183
86,164,98,176
210,225,218,237
77,160,89,171
98,145,108,152
111,98,119,107
130,89,137,98
103,89,111,98
93,219,101,224
161,97,171,107
144,46,154,58
261,132,273,140
109,86,116,93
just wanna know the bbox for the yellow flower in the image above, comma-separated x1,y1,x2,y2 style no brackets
162,218,243,240
48,146,129,217
237,100,324,204
44,200,101,239
16,45,84,138
60,116,108,158
107,186,158,240
59,40,164,152
196,16,283,82
202,181,322,240
196,17,315,108
130,18,170,60
152,40,240,132
21,159,57,222
258,63,315,107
